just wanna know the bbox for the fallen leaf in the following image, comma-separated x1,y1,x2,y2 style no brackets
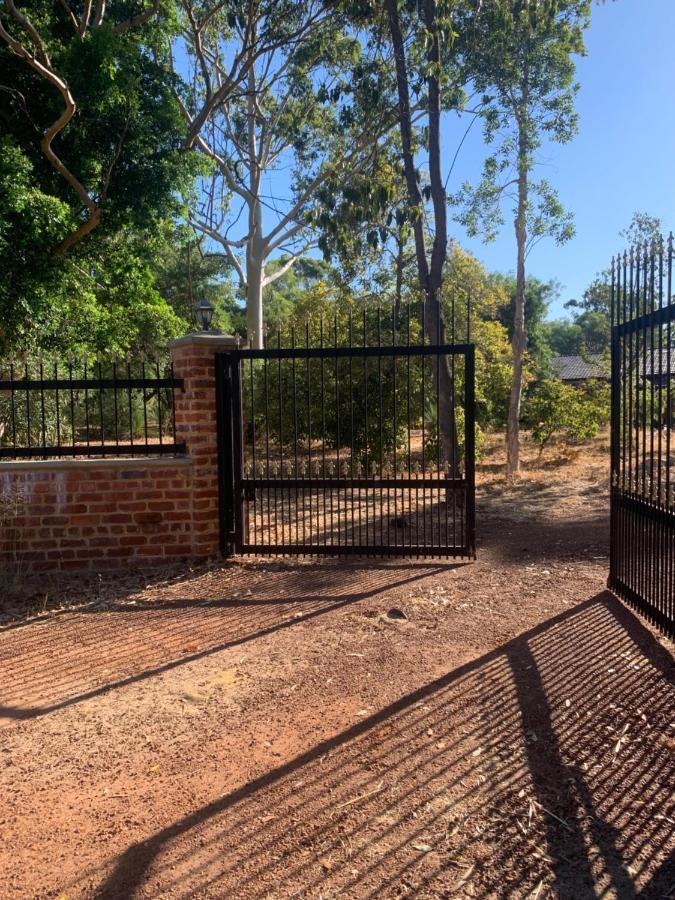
412,842,433,853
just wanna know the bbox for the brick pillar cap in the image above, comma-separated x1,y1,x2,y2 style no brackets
168,332,239,350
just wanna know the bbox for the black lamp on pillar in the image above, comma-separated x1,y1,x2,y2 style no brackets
195,297,215,332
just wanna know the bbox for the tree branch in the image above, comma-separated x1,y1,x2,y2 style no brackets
262,243,316,286
189,216,247,286
115,0,160,34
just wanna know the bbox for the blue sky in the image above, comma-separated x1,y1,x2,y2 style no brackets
447,0,675,319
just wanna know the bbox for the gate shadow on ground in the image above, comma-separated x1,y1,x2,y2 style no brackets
78,592,674,899
0,561,457,723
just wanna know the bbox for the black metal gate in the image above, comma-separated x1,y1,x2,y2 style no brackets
610,238,674,638
217,314,475,559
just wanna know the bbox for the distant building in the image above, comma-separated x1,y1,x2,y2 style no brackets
550,354,609,386
550,351,674,387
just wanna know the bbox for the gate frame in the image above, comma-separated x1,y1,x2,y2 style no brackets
216,342,476,559
608,243,674,639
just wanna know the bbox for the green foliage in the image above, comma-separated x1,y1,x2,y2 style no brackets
0,1,198,354
544,310,609,356
452,0,589,250
620,211,662,249
524,377,610,453
491,274,559,372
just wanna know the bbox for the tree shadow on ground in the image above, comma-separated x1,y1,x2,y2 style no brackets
70,591,673,899
0,560,459,723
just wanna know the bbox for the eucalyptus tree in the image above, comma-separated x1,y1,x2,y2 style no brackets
383,0,466,474
0,0,171,255
175,0,401,347
0,1,197,352
453,0,590,476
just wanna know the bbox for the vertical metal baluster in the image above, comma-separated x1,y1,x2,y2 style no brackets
250,346,257,549
321,316,330,548
334,314,341,550
641,243,647,505
649,242,656,507
627,249,633,511
421,321,426,551
657,240,664,512
641,241,649,600
667,236,673,628
363,307,369,550
466,344,476,558
306,319,313,550
127,353,134,450
348,311,357,552
10,359,17,454
98,355,105,449
627,247,639,585
264,353,274,551
634,246,640,496
648,241,656,608
140,355,148,449
407,301,413,553
54,360,61,452
83,358,91,450
610,257,617,587
436,299,442,555
25,359,31,458
626,249,633,589
377,307,386,551
112,354,119,452
155,356,163,454
616,253,622,589
170,361,178,449
451,298,457,550
39,355,46,456
391,305,398,552
278,327,286,553
656,240,664,620
617,253,624,588
291,324,301,552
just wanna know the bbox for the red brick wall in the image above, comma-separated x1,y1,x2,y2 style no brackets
0,334,236,573
0,459,195,571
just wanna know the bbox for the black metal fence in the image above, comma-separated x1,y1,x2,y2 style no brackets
0,353,185,459
217,304,476,558
610,237,674,638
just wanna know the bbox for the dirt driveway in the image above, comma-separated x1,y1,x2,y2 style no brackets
0,455,673,899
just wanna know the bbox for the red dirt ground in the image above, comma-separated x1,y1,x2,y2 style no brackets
0,437,673,899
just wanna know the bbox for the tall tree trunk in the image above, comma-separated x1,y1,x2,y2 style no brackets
507,113,529,477
245,252,264,349
386,0,460,476
245,59,265,349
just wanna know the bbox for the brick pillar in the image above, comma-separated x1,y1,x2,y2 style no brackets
169,333,238,559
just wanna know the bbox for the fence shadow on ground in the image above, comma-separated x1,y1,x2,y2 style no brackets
0,561,456,723
73,591,673,899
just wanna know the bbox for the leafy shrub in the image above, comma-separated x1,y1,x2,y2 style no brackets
523,378,610,454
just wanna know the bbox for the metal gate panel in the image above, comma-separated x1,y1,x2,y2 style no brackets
217,334,475,560
609,239,675,638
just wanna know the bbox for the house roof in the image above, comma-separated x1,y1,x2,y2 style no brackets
551,349,675,381
642,348,675,376
550,355,608,381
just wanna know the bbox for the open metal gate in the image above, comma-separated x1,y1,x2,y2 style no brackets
610,239,674,638
217,316,475,559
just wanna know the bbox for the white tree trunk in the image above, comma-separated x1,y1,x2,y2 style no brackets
245,254,264,349
507,117,529,479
